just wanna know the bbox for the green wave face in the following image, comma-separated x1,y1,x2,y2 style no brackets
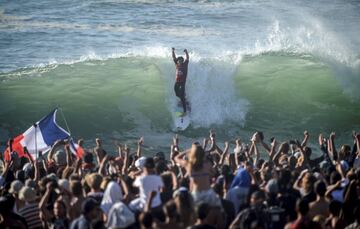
0,53,359,151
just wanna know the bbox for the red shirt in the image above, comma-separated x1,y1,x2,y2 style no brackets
175,60,189,83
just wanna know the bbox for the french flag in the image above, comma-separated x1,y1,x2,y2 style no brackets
4,108,77,161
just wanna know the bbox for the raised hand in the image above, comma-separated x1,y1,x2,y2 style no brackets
330,132,336,141
96,138,102,146
304,130,309,137
173,134,179,147
138,137,144,146
319,134,324,146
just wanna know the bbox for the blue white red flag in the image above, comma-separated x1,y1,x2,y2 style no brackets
4,109,76,160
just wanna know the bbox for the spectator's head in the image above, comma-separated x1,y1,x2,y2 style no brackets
339,145,351,160
85,173,103,192
265,179,279,195
155,160,168,174
82,198,100,219
154,151,165,163
143,157,155,172
250,190,265,207
83,152,94,164
70,180,83,196
189,143,205,171
314,180,326,197
54,149,67,166
330,171,342,185
135,156,147,170
139,212,153,229
9,180,24,197
278,169,291,192
329,200,342,217
54,200,66,218
296,199,309,216
196,202,210,222
25,179,36,189
19,186,37,203
15,170,25,183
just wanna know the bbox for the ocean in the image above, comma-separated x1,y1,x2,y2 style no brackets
0,0,359,154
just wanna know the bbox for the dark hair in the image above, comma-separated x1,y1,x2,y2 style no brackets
83,152,94,164
144,157,155,169
71,180,83,196
297,199,309,216
176,57,184,63
139,212,153,228
196,202,210,220
329,200,342,216
314,180,326,197
81,198,99,215
155,161,168,174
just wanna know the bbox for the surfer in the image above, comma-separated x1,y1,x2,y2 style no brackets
172,47,189,117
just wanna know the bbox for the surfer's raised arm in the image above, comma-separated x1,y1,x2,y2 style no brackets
172,47,177,64
184,49,189,61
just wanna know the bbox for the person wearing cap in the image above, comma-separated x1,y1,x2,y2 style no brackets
172,47,189,117
70,197,101,229
18,186,42,229
9,180,24,212
129,157,164,213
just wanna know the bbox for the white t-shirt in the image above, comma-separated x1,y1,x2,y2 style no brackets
133,174,164,208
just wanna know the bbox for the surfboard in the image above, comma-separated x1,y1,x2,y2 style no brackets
174,100,191,131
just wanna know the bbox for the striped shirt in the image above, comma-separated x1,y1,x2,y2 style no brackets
18,202,42,229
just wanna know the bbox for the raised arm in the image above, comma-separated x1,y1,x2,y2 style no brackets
65,142,73,169
136,137,144,159
301,130,310,148
172,47,177,64
219,141,229,166
329,132,338,161
48,140,62,162
184,49,189,61
174,151,189,168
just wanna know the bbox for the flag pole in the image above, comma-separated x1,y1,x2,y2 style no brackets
59,107,72,138
34,123,37,159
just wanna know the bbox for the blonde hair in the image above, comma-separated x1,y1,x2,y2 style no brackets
188,144,205,172
85,173,103,190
